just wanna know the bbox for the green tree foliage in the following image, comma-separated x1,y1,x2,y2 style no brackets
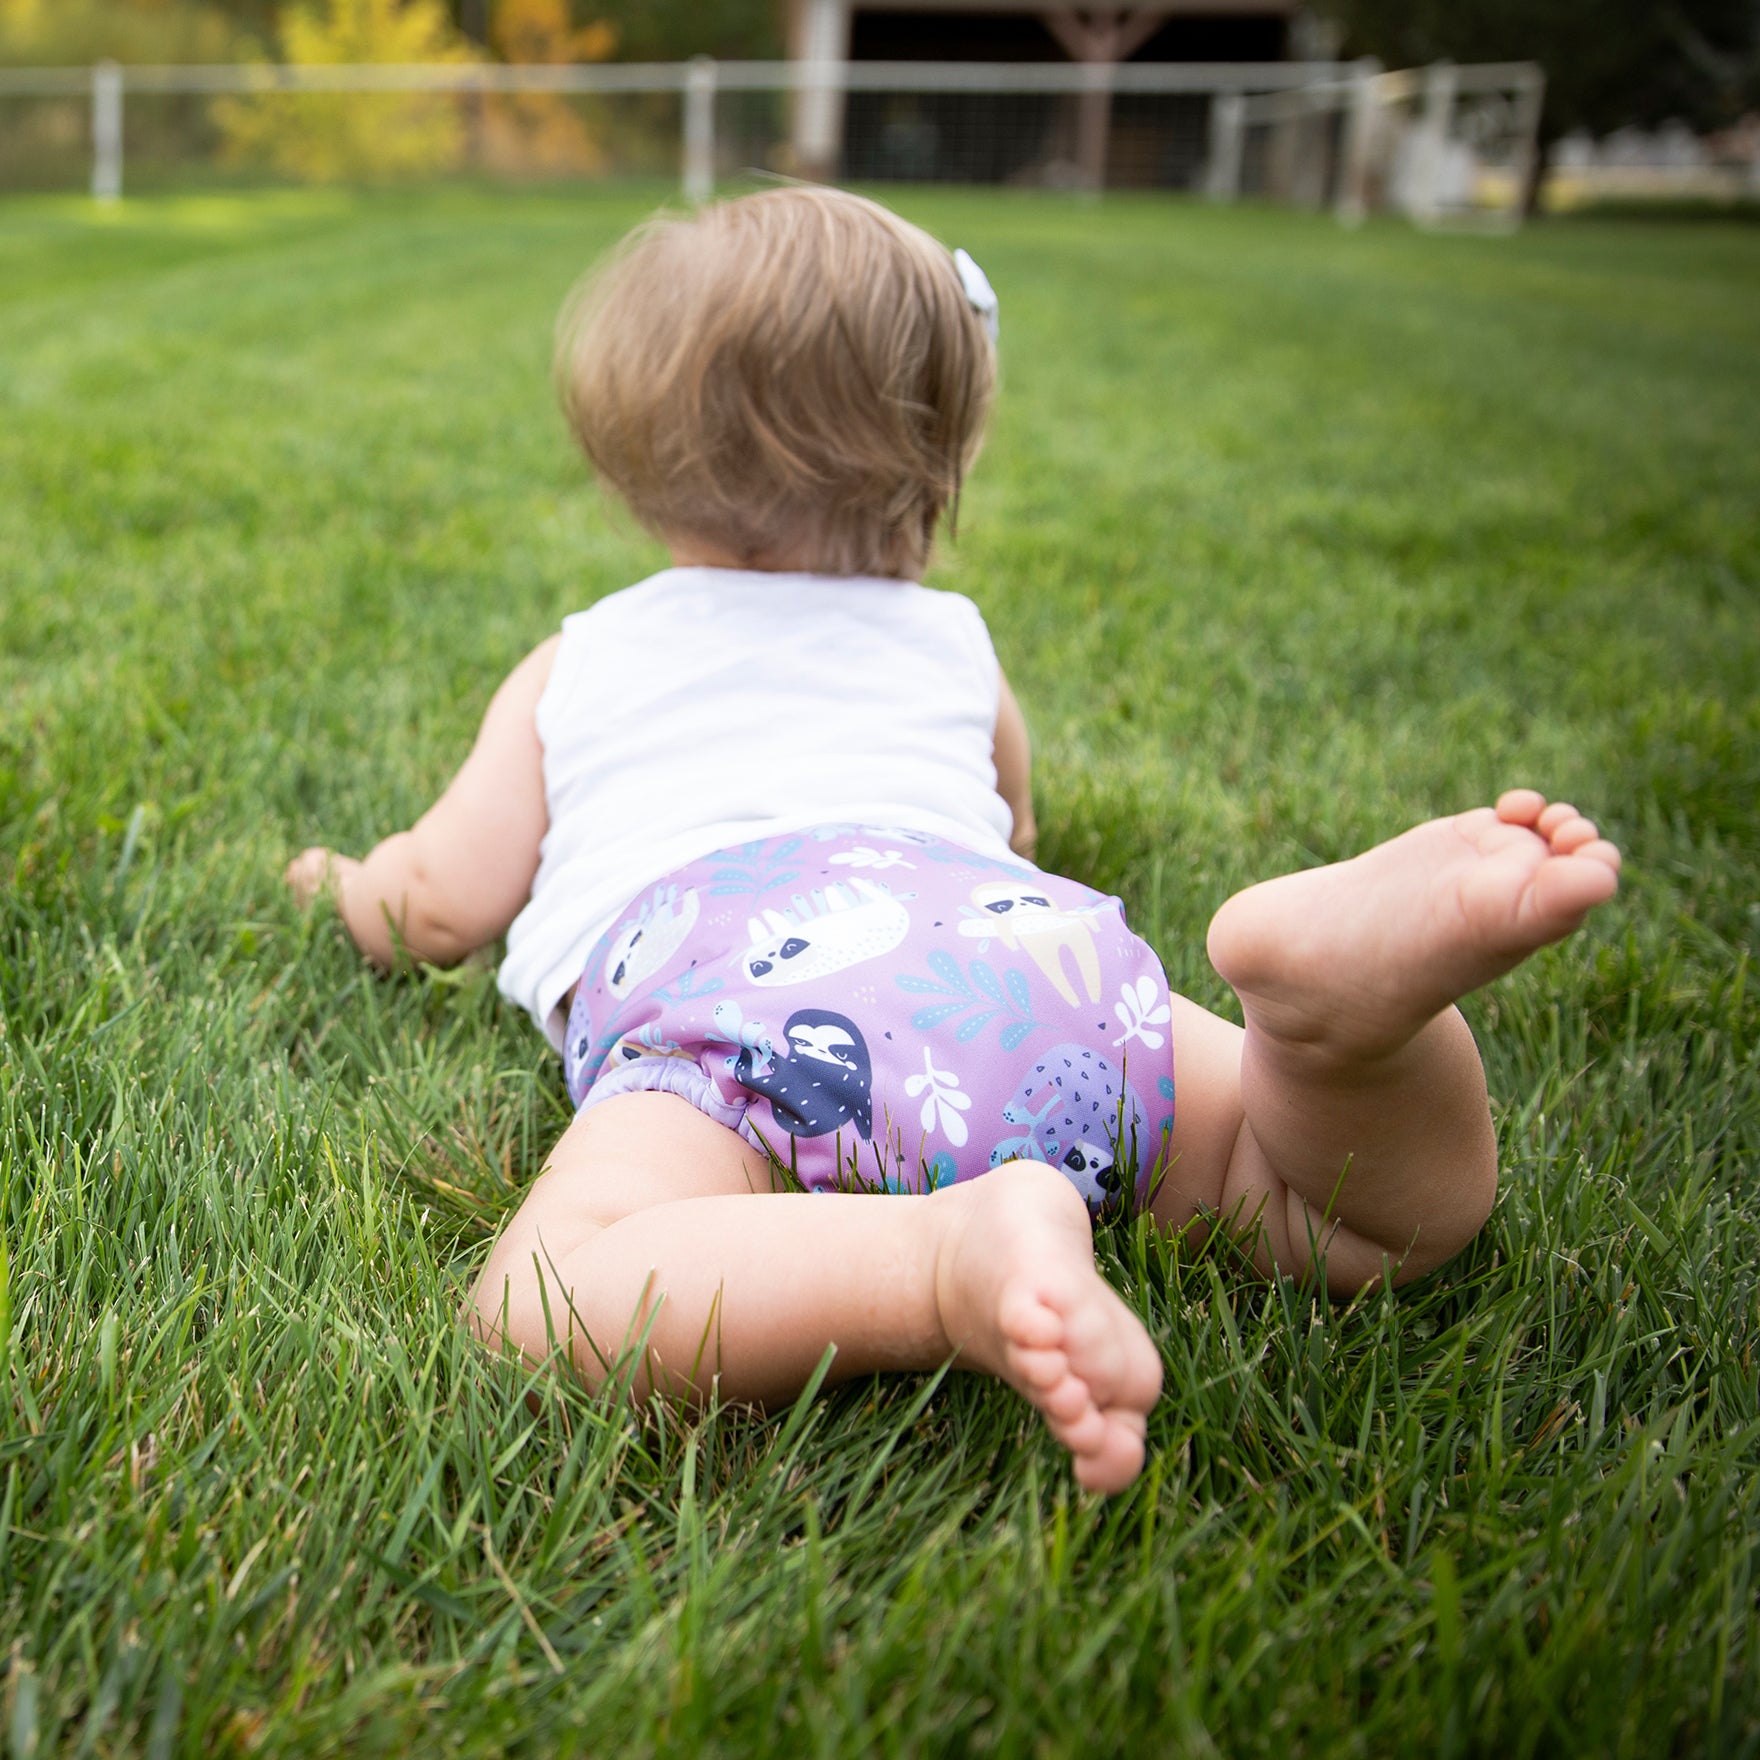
214,0,476,180
179,0,299,42
1323,0,1760,140
589,0,779,60
0,0,254,63
0,0,781,65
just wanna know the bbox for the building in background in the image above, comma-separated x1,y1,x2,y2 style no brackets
786,0,1298,187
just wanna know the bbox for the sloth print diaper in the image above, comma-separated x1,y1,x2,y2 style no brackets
561,826,1178,1214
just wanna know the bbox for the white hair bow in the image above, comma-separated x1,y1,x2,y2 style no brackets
953,248,999,343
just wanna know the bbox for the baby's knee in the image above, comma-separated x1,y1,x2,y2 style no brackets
463,1258,529,1358
466,1227,574,1363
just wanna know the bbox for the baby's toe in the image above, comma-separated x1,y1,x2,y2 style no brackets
1046,1399,1109,1456
1071,1421,1147,1494
1535,800,1578,837
1549,815,1601,854
1494,788,1546,826
1530,846,1622,922
1120,1339,1164,1412
1040,1375,1098,1427
1006,1344,1069,1394
997,1287,1064,1353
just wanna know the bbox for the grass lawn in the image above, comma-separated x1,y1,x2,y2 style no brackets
1,184,1757,1757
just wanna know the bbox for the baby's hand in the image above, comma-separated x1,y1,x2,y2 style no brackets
286,846,358,910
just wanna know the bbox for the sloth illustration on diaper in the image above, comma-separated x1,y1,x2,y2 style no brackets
603,885,701,999
732,1007,874,1139
739,879,910,986
989,1043,1147,1213
957,880,1111,1007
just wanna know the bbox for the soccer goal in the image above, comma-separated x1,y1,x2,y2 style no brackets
1213,59,1545,229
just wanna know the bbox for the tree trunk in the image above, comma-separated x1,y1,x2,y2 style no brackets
1522,130,1555,218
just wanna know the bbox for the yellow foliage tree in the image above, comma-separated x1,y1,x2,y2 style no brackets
476,0,617,177
492,0,613,65
215,0,476,183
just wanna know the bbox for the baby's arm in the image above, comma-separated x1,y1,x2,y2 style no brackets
287,636,559,969
993,670,1038,861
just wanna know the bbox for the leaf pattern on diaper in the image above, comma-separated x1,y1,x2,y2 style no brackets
706,838,805,898
828,846,916,871
1157,1071,1176,1141
648,964,723,1006
904,1047,972,1147
919,844,1040,879
877,1150,960,1195
1112,975,1172,1051
895,950,1048,1050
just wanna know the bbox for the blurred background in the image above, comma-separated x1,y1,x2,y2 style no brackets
5,8,1759,1759
2,0,1756,220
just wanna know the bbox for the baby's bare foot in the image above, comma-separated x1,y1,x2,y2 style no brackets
1208,789,1622,1063
929,1162,1163,1494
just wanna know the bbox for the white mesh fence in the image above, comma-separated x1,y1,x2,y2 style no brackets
0,58,1541,224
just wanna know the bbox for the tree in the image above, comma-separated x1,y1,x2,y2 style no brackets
214,0,475,181
444,0,778,59
475,0,616,174
0,0,252,63
208,0,783,59
1324,0,1760,158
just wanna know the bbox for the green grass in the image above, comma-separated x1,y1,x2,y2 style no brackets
2,185,1758,1757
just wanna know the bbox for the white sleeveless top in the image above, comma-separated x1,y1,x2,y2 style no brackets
498,567,1015,1046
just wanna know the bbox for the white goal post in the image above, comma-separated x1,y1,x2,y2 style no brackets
1207,59,1545,227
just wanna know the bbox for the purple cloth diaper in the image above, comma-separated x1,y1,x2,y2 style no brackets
561,826,1177,1214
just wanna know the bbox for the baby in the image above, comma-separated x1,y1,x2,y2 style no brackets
287,187,1622,1495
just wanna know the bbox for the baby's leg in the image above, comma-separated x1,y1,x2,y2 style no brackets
470,1092,1163,1493
1155,791,1621,1290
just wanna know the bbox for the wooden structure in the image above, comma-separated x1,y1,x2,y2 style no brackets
786,0,1298,185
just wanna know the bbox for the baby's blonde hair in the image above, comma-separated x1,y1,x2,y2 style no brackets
556,186,995,580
